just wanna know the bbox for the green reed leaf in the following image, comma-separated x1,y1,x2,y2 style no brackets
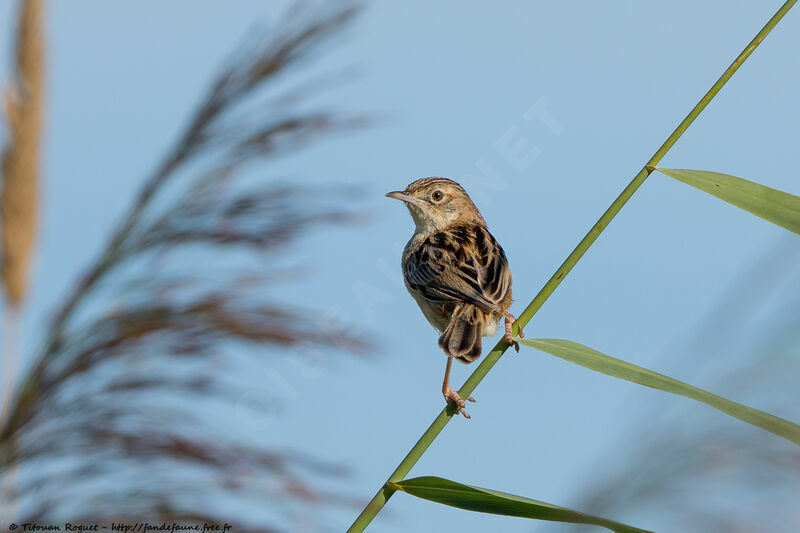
518,338,800,446
388,476,651,533
654,167,800,234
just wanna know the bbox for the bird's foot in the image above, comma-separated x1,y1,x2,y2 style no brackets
443,385,475,419
504,312,523,352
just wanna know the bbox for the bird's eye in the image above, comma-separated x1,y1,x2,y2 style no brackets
431,190,444,202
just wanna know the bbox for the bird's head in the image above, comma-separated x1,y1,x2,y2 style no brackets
386,177,485,234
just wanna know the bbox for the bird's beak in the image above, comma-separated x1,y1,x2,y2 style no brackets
386,191,420,205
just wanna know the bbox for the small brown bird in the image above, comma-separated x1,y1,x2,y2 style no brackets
387,177,521,418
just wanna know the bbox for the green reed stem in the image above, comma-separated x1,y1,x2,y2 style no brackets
347,2,797,530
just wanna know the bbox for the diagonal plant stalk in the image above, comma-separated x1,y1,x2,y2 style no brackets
347,1,797,530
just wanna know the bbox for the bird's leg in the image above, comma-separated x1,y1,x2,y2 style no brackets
442,356,475,419
504,311,523,352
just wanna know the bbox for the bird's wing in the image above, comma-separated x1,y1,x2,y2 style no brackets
405,224,511,313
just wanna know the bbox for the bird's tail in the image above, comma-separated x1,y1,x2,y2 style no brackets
438,304,483,363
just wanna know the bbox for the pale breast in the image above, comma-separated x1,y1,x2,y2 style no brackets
406,287,450,332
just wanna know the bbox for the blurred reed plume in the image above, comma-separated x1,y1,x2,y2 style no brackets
1,0,44,515
1,2,369,530
1,0,42,308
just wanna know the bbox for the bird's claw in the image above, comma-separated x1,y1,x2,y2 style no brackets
505,332,520,352
504,312,523,352
443,386,475,419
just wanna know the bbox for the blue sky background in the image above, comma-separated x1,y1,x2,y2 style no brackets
1,1,799,531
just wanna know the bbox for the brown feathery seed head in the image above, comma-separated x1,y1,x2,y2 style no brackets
386,177,485,234
1,0,43,307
